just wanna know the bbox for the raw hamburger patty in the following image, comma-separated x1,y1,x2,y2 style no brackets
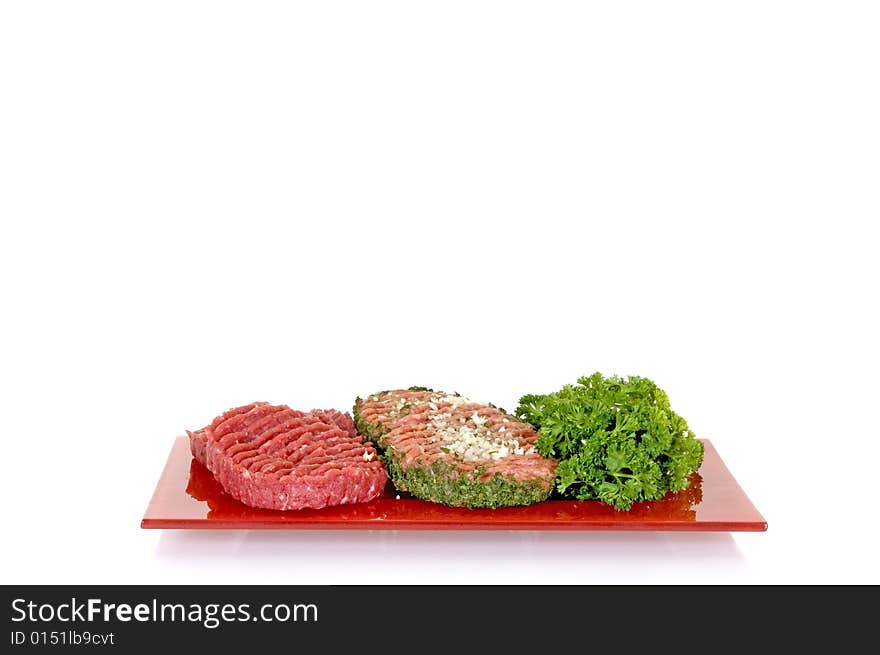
354,389,558,508
188,402,387,510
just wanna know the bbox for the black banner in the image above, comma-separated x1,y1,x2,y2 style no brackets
1,585,873,650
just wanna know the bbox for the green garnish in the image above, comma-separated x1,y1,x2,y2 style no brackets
516,372,704,511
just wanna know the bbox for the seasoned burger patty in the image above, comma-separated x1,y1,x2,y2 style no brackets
354,389,558,508
188,402,387,510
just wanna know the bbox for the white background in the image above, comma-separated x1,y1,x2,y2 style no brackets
1,1,878,585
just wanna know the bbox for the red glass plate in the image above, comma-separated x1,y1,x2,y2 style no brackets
141,437,766,531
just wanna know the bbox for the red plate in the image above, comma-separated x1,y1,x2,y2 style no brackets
141,437,766,531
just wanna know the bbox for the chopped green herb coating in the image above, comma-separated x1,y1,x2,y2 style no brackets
382,446,553,509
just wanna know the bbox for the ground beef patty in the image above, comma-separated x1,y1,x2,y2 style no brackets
188,402,387,510
354,389,558,508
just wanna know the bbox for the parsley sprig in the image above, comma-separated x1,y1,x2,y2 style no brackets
516,373,704,510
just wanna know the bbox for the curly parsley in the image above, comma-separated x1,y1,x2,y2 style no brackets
516,373,704,510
